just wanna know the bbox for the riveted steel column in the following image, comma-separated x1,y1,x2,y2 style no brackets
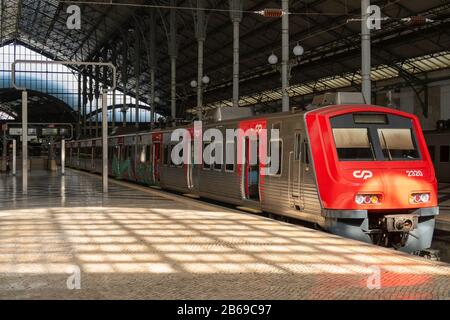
82,73,88,136
88,66,94,136
281,0,289,112
361,0,371,104
22,90,28,194
77,75,81,138
229,0,243,109
122,41,128,127
195,0,206,120
134,28,141,128
112,44,117,130
149,9,157,127
102,89,108,193
94,65,100,137
169,0,178,120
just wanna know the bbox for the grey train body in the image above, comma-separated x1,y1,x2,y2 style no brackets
65,110,436,253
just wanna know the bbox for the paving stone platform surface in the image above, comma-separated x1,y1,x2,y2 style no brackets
0,170,449,300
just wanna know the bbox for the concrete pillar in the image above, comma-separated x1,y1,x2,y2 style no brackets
229,0,243,109
281,0,289,112
361,0,371,104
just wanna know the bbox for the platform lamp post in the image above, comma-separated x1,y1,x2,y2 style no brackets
12,60,116,194
190,75,210,119
268,43,304,111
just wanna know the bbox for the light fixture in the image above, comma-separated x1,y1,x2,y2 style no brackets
268,53,278,65
202,75,210,85
154,96,160,104
190,80,198,88
293,43,304,57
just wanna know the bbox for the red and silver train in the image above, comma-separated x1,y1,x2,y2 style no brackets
65,93,438,253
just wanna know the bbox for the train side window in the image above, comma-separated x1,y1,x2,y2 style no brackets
440,145,449,162
139,146,146,163
169,145,176,167
427,145,435,162
176,144,183,168
294,133,302,161
302,140,310,165
213,140,223,171
225,140,235,172
146,146,151,163
269,139,283,176
163,145,169,165
203,142,211,169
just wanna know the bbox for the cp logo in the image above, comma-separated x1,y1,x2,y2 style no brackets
353,170,373,180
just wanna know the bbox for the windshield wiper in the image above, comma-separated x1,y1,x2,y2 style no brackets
380,130,393,161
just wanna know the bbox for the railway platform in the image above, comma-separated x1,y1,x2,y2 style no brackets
0,170,449,300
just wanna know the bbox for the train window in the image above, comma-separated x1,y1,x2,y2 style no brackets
302,141,310,165
427,145,435,162
146,146,151,163
139,146,146,163
294,133,302,161
225,141,235,172
175,144,183,167
272,122,281,131
203,142,211,169
163,145,169,165
269,139,283,176
440,146,449,162
333,128,375,161
377,129,419,160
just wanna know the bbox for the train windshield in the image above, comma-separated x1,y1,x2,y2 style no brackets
330,112,422,161
333,128,375,160
377,128,419,160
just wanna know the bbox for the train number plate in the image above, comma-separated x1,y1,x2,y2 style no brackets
406,170,423,177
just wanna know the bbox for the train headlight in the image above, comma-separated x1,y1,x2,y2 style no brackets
409,192,430,204
355,195,365,205
355,194,381,205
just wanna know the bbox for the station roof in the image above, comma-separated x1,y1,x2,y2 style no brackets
1,0,449,117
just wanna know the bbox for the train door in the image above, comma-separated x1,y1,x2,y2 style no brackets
244,136,260,201
152,142,161,183
186,140,194,190
291,131,305,210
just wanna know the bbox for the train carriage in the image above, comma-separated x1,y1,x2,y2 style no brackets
65,93,438,253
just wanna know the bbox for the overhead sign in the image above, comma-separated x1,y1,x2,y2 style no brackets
9,128,37,136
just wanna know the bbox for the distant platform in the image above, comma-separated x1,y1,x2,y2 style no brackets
0,169,449,299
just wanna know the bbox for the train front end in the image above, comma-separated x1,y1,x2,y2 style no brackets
305,105,438,252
